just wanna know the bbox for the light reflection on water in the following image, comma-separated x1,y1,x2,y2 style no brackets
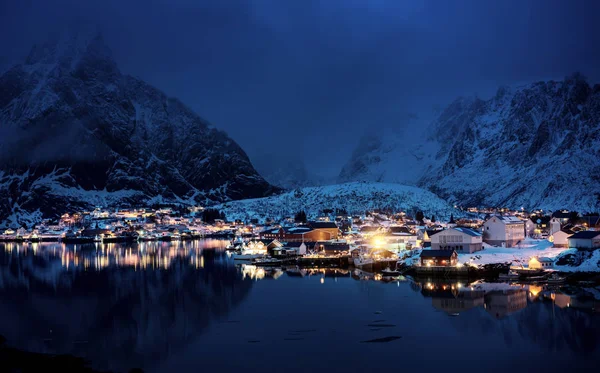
0,240,599,373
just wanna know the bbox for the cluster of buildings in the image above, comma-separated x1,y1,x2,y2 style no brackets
1,205,599,269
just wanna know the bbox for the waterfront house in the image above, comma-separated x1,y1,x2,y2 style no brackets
430,227,483,253
568,230,600,250
528,256,554,270
316,241,350,254
483,216,525,247
420,250,458,266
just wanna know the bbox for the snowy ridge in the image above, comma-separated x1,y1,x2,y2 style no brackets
340,75,600,211
213,181,456,221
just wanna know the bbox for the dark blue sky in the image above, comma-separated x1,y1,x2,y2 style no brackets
2,0,599,177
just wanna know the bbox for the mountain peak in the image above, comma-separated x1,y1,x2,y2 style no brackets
24,26,114,72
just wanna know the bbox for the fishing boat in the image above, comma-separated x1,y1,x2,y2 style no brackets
381,267,400,276
231,252,265,261
253,257,282,266
547,273,566,284
498,270,520,281
509,266,546,276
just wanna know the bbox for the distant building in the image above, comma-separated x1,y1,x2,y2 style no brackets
483,216,525,247
430,227,483,253
549,218,562,235
581,215,600,230
568,231,600,250
551,210,571,224
550,229,574,248
420,250,458,266
260,221,340,242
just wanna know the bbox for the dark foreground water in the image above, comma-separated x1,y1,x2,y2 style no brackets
0,240,599,373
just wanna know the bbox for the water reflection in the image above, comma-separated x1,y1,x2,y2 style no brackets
0,240,251,373
0,241,599,372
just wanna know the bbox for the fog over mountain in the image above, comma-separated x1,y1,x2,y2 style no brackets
2,0,599,183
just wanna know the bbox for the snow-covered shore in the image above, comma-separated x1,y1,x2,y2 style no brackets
457,238,600,272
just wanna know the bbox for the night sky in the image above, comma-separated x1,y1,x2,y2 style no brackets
2,0,599,178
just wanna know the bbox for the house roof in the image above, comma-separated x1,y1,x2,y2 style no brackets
309,221,339,229
558,228,575,235
453,226,482,237
569,230,600,239
537,257,554,262
420,250,456,258
388,226,413,234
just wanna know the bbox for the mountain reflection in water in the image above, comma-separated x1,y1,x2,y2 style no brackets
0,240,251,372
0,241,599,373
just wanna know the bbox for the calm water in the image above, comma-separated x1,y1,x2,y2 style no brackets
0,240,599,373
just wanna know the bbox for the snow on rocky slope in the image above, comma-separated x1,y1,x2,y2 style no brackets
213,181,456,222
0,32,277,227
340,74,600,212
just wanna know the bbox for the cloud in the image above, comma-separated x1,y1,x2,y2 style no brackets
1,0,599,177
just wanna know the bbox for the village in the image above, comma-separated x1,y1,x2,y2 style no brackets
1,205,599,280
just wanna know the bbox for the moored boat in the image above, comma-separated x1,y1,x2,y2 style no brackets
547,273,566,284
381,267,400,276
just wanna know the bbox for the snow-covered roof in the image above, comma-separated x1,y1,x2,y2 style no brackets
453,227,482,237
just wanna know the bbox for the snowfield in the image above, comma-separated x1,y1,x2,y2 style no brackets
213,182,457,222
458,238,600,272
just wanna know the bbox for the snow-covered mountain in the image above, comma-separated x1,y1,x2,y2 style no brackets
339,74,600,211
0,32,277,226
214,181,456,222
338,113,439,185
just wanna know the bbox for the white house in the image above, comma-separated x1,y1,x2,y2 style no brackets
529,257,554,270
568,231,600,250
549,218,562,235
550,229,573,248
430,227,483,253
483,216,525,247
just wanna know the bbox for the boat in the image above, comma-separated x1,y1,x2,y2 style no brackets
498,270,520,281
520,275,547,283
381,267,400,276
510,267,546,276
547,273,566,284
231,253,265,261
253,257,281,266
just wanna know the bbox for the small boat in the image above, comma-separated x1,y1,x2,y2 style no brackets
381,267,400,276
520,275,547,283
231,253,265,261
253,257,281,266
498,270,520,280
547,273,566,284
510,267,546,276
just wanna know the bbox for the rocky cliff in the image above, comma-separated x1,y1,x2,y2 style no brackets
0,33,277,226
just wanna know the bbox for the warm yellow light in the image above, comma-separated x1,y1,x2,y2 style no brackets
372,237,385,247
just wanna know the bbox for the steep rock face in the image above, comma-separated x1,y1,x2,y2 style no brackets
0,34,277,226
340,75,600,211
